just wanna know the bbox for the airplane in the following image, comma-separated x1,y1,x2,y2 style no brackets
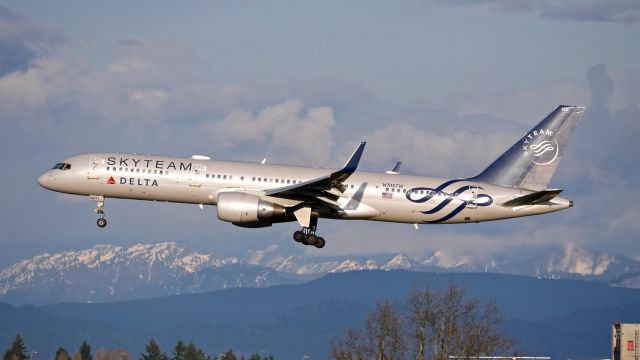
38,105,585,249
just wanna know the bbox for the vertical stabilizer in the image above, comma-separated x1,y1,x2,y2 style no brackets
473,105,585,191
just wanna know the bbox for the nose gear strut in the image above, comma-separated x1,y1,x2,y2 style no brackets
90,195,107,228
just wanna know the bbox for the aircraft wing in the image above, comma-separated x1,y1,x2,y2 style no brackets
263,142,366,205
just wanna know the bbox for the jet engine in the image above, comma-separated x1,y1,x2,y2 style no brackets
217,192,286,228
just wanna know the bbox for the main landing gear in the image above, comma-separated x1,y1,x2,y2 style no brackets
293,228,326,248
90,195,107,228
291,213,325,248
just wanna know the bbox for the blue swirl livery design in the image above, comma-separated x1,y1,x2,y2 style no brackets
406,180,493,223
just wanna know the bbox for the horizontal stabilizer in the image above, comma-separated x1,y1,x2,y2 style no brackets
502,189,563,207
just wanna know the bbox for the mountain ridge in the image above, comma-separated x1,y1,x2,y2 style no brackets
3,241,640,305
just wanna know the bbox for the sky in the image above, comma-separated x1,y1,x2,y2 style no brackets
0,0,639,268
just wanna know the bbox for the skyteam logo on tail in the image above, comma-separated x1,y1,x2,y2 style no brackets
521,128,559,166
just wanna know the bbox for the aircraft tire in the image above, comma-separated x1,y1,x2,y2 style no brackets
305,234,318,246
97,218,107,228
293,231,305,243
315,237,325,249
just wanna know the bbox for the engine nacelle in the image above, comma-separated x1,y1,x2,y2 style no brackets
216,192,286,228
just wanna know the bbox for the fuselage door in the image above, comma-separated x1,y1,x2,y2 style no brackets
189,164,205,187
466,186,478,209
87,156,105,180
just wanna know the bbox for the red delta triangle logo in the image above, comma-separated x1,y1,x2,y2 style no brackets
107,176,116,185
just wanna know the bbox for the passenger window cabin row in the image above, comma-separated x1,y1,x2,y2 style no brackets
107,166,168,175
384,188,438,195
103,166,364,192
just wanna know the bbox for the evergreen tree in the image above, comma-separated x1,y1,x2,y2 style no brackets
218,350,235,360
171,341,186,360
184,343,206,360
79,342,92,360
4,335,28,360
140,340,168,360
55,348,70,360
246,355,273,360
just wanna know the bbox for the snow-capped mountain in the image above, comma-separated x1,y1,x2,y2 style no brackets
2,241,640,305
417,242,640,284
0,243,293,305
245,245,419,274
243,241,640,284
381,254,422,271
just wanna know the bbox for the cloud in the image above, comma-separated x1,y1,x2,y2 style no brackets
566,63,640,187
0,49,85,125
422,0,640,24
0,5,67,77
203,99,336,165
440,65,639,128
108,38,203,81
551,64,640,252
540,0,640,24
587,63,614,108
441,80,590,125
358,121,520,177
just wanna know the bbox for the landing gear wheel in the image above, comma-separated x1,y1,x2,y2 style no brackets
293,231,305,243
293,217,326,248
97,218,107,228
305,234,318,246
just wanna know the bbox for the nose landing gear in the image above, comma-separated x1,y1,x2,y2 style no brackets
90,195,107,228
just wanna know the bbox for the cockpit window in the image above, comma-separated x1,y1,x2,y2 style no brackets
51,163,72,170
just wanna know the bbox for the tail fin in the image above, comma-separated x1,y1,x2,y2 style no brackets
473,105,585,191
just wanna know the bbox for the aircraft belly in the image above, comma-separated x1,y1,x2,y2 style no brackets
366,198,428,223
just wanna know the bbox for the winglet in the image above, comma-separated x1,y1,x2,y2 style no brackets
265,141,366,197
341,142,366,173
386,161,402,174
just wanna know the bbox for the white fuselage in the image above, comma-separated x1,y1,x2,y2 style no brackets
38,153,572,225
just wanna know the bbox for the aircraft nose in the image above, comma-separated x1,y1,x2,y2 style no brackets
38,172,53,189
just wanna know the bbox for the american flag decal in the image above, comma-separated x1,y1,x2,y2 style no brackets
382,191,393,199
